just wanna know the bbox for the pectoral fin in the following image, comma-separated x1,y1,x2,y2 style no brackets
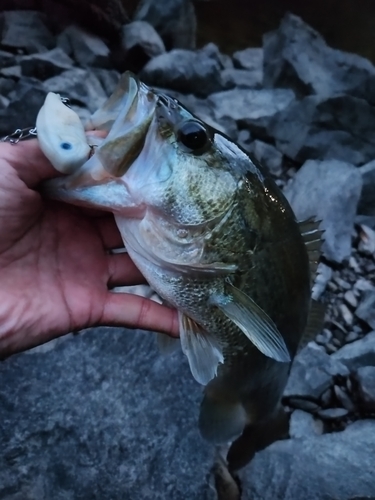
210,284,291,363
179,312,224,385
157,333,181,355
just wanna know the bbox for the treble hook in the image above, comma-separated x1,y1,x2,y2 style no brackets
1,127,38,145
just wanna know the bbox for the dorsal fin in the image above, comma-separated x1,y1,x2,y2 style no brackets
298,217,325,284
298,299,326,352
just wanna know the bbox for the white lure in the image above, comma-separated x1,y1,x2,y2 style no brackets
36,92,91,174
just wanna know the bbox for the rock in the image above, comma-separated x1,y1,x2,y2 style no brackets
263,13,375,104
268,95,375,166
0,65,21,79
286,397,320,413
221,68,262,89
284,159,363,263
43,68,107,112
284,343,349,399
232,47,263,72
357,224,375,256
311,263,332,300
120,21,165,73
141,47,223,97
0,78,47,136
0,49,16,68
354,366,375,412
333,385,356,412
358,159,375,216
134,0,196,50
208,88,295,138
289,410,323,439
317,408,349,420
242,420,375,500
0,328,213,499
344,290,358,309
20,48,74,80
92,69,120,97
339,304,354,326
0,10,55,54
315,329,333,346
332,331,375,371
60,25,111,68
355,291,375,329
248,140,283,176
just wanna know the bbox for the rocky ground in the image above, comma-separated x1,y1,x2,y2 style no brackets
0,3,375,499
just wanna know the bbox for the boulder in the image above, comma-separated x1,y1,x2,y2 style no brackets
208,88,295,138
20,48,74,80
354,366,375,412
267,94,375,166
134,0,196,50
284,343,349,399
284,159,363,263
289,410,324,439
120,21,165,73
0,328,213,499
0,10,55,54
58,25,111,68
43,68,107,112
332,331,375,371
140,47,223,97
358,159,375,216
220,68,262,89
232,48,263,72
355,291,375,329
242,420,375,500
263,13,375,104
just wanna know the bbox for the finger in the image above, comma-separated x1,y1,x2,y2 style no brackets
95,215,124,249
107,252,146,287
1,139,59,187
101,292,180,337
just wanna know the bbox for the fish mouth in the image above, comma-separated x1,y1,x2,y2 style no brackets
41,72,159,211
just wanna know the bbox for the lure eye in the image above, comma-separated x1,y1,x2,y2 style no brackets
61,142,72,150
177,121,210,153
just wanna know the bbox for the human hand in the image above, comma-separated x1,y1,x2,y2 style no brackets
0,139,179,358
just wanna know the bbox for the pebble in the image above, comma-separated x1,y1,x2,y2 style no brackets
349,256,361,272
320,388,333,407
354,278,375,292
333,385,355,412
344,290,358,308
339,303,354,326
315,328,333,345
345,331,360,343
354,366,375,412
333,277,351,290
326,343,338,354
317,408,349,420
286,397,320,413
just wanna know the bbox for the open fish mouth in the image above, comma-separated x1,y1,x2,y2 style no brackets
40,72,160,211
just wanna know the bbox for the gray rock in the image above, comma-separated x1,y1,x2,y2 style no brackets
233,47,263,72
0,76,17,96
0,49,16,68
317,407,349,420
284,159,363,263
61,25,111,68
134,0,196,50
286,397,320,413
208,88,295,138
43,69,107,112
0,328,213,499
120,21,165,72
141,47,223,97
0,95,9,109
242,420,375,500
289,410,323,439
268,95,375,165
354,366,375,411
263,13,375,104
355,291,375,329
0,78,47,136
93,69,121,97
0,65,21,79
311,263,333,300
332,331,375,371
358,159,375,216
221,68,262,89
20,48,74,80
0,10,55,54
248,140,283,176
284,343,349,399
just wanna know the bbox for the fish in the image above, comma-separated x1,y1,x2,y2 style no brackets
40,72,322,454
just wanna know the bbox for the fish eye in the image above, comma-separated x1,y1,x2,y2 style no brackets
177,121,210,153
61,142,72,150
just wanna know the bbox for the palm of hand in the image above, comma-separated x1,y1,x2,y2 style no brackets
0,141,177,357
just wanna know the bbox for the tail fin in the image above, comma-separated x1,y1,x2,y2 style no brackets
199,392,247,444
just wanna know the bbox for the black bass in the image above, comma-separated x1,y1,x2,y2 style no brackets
39,72,321,451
